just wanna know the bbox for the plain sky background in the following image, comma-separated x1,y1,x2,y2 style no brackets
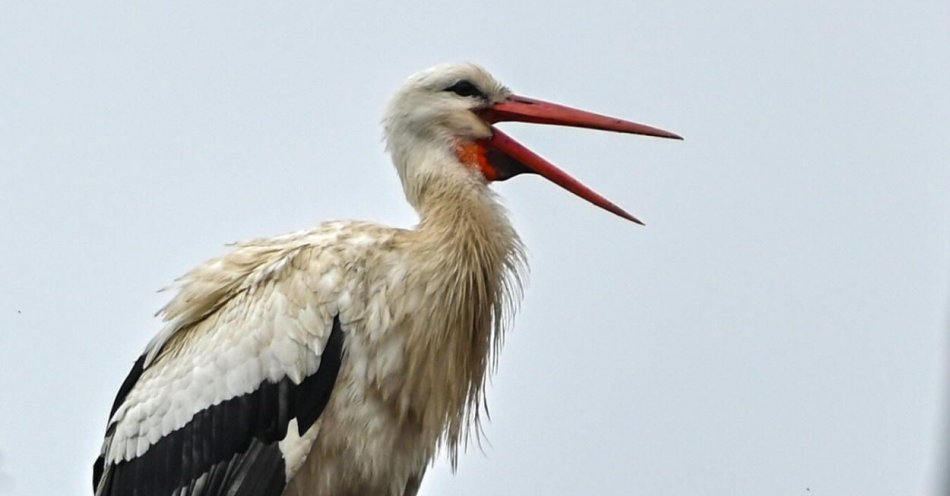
2,1,949,495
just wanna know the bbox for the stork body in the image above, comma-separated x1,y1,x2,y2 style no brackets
93,63,679,496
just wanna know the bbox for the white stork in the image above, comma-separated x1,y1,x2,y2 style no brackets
92,63,681,496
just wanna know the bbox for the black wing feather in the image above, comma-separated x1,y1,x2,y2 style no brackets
93,353,147,489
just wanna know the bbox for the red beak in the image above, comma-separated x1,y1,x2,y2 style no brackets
478,95,681,225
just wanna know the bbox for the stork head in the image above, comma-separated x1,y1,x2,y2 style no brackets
384,63,681,225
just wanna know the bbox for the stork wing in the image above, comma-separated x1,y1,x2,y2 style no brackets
93,227,364,496
93,320,342,496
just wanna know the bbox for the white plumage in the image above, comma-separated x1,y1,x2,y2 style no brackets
93,63,680,496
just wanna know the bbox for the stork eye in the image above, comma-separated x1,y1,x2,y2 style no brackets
444,80,484,98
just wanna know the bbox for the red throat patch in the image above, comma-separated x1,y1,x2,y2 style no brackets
455,141,501,182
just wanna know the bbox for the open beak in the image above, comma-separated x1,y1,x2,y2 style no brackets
477,95,681,225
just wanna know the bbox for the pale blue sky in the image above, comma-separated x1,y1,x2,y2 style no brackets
1,1,948,495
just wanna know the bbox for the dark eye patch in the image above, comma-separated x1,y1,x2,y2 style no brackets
444,80,484,98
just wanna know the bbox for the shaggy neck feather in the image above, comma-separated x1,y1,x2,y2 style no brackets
393,146,526,465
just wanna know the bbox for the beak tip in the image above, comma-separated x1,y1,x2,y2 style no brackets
656,131,684,141
618,211,645,226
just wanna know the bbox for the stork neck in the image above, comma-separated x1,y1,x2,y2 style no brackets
388,137,508,238
415,169,511,245
393,150,525,461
